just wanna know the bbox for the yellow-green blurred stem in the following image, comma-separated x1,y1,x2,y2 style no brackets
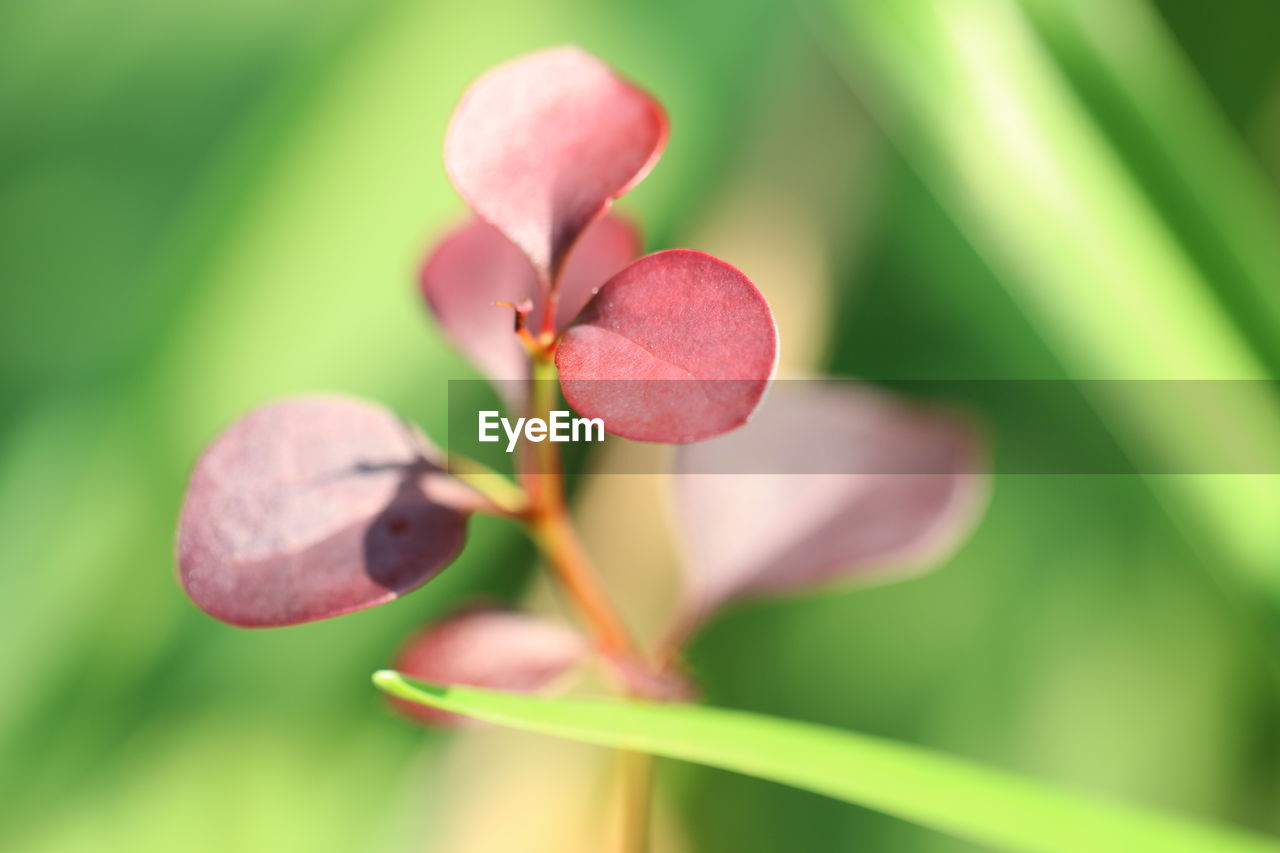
618,750,654,853
446,454,529,516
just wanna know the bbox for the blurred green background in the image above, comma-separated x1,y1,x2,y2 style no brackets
3,0,1280,850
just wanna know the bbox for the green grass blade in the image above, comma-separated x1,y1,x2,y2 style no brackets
820,0,1280,605
372,672,1280,853
1018,0,1280,371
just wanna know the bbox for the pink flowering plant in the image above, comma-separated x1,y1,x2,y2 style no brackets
177,46,995,848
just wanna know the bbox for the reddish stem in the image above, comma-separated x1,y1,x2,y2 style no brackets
516,344,656,853
519,349,640,660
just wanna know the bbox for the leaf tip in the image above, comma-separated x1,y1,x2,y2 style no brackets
370,669,404,693
373,669,453,709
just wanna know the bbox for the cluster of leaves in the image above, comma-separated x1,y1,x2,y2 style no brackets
176,47,984,722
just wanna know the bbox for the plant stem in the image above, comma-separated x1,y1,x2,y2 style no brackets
446,453,529,516
519,345,652,853
618,750,654,853
520,350,640,659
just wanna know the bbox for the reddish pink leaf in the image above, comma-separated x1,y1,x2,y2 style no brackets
177,396,469,627
670,384,986,634
418,214,641,385
556,250,777,443
444,46,666,280
390,608,586,726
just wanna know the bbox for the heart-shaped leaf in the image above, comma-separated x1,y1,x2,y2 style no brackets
671,384,985,632
419,214,641,385
556,250,778,442
444,46,666,280
177,395,469,627
389,608,587,726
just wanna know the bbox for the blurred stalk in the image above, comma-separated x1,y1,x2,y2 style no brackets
617,751,654,853
821,0,1280,610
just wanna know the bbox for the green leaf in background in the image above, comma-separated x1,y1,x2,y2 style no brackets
372,672,1280,853
1018,0,1280,372
819,0,1280,614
